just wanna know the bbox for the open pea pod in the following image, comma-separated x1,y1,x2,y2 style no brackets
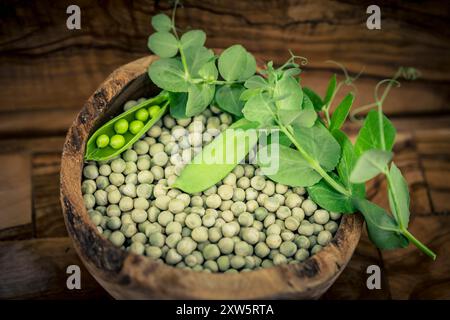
85,91,169,161
172,118,259,194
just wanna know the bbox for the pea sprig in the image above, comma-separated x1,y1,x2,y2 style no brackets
147,1,255,119
143,3,437,259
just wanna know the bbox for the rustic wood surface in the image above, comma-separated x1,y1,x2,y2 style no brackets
0,0,449,299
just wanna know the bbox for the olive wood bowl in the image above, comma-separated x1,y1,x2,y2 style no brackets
60,55,363,299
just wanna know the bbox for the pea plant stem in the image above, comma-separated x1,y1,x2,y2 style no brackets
402,228,437,260
279,124,351,197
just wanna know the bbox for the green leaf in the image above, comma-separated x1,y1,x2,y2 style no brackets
173,119,259,193
303,87,324,111
198,62,218,81
242,92,275,127
349,149,393,183
180,30,206,50
274,75,303,125
218,45,248,81
185,83,215,117
148,58,188,92
239,88,261,102
257,144,322,187
307,173,363,213
184,46,215,77
267,130,291,147
283,67,301,77
354,109,396,156
240,52,257,80
329,93,354,131
291,95,317,128
244,76,267,89
388,162,410,228
215,85,245,117
151,14,172,32
169,92,188,119
293,122,341,171
324,74,337,106
352,198,409,249
147,32,179,58
332,130,360,190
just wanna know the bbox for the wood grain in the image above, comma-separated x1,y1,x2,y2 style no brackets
0,238,109,299
0,0,449,139
382,216,450,299
0,153,32,230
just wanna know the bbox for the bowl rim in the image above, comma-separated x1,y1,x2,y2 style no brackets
60,55,363,299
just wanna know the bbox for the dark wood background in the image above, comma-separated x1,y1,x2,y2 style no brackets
0,0,449,299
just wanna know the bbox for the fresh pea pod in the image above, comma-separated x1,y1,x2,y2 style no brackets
85,91,169,161
172,118,259,193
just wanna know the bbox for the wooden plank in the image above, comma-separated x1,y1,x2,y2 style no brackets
382,216,450,299
323,229,391,300
0,136,65,154
0,238,109,299
416,129,450,213
0,153,32,232
32,153,67,237
0,0,448,126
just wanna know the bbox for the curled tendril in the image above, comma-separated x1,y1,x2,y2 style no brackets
286,49,308,66
325,60,365,88
374,78,400,103
398,67,421,80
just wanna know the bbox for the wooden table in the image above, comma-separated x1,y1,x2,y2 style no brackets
1,0,449,299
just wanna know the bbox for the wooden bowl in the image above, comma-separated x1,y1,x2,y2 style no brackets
60,55,363,299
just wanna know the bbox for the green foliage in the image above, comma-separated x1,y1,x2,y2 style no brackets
141,5,436,259
258,144,322,187
352,198,409,249
349,149,393,183
354,109,396,156
329,93,354,131
293,122,341,172
215,85,245,117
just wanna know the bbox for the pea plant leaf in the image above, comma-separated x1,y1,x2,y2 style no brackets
185,83,215,116
354,109,396,156
349,149,393,183
293,122,341,171
332,130,363,192
173,119,259,193
147,32,179,58
291,95,317,128
240,52,257,80
244,75,268,89
303,87,324,111
148,58,189,92
329,93,354,131
215,85,245,117
323,74,337,106
180,30,206,50
307,173,364,213
218,45,248,81
352,198,409,249
151,13,172,32
242,92,276,127
184,46,215,77
198,61,218,81
257,144,322,187
169,92,188,119
274,75,303,125
240,88,261,102
388,162,410,228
